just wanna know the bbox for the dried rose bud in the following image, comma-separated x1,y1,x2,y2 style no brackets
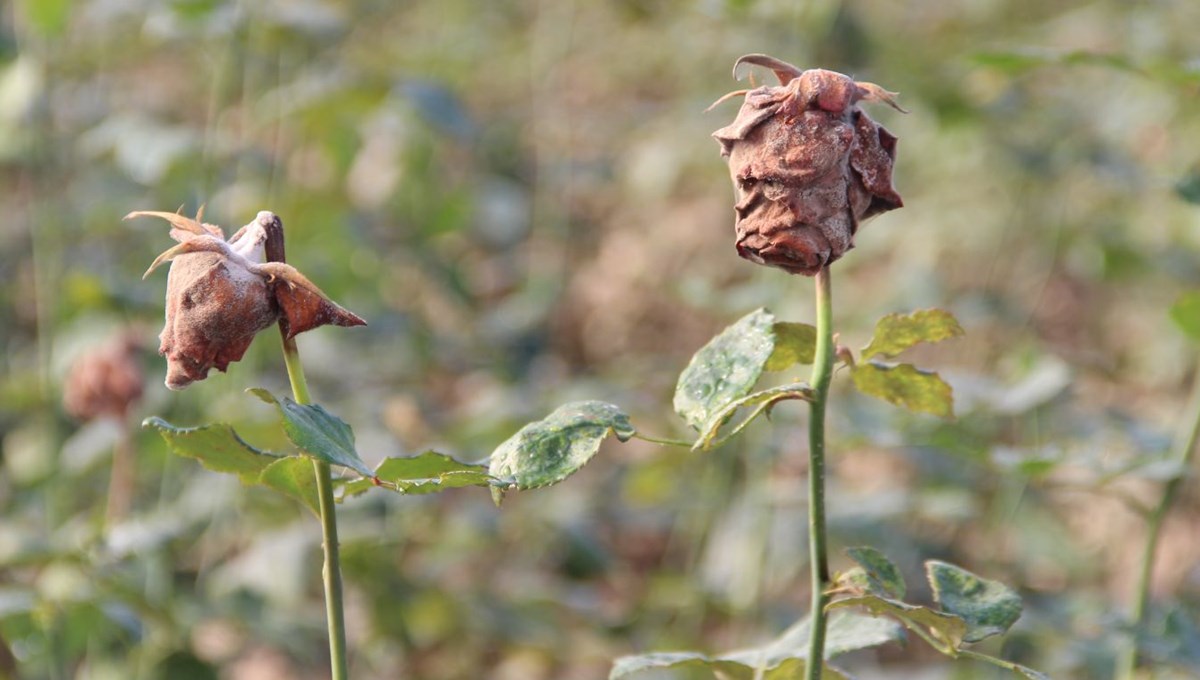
126,208,366,390
63,331,145,421
712,54,903,275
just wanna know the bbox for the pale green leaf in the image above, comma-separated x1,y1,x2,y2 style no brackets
766,322,817,370
828,595,968,654
341,451,495,498
1170,291,1200,342
609,611,898,679
851,361,955,417
22,0,73,37
845,546,906,600
248,388,372,477
143,417,279,484
259,457,321,514
489,401,633,501
674,308,775,431
144,417,319,513
862,309,964,360
927,560,1023,643
693,383,813,451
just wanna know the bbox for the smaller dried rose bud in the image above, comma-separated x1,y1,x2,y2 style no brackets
63,331,144,421
712,54,904,275
127,208,366,390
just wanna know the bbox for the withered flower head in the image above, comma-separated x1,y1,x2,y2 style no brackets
63,331,145,421
712,54,904,275
127,208,366,390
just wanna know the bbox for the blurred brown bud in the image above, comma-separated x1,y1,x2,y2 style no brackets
63,331,144,421
712,54,903,275
126,209,366,390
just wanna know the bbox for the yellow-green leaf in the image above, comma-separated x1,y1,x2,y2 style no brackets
766,322,817,370
1170,291,1200,342
862,309,964,360
851,362,954,417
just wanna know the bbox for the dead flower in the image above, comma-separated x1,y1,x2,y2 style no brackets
127,208,366,390
712,54,904,275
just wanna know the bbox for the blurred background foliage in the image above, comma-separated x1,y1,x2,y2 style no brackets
2,0,1200,678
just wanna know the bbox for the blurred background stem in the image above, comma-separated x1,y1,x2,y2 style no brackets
280,330,350,680
1117,365,1200,679
805,266,834,680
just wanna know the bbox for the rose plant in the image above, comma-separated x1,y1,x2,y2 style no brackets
129,208,618,679
495,55,1047,679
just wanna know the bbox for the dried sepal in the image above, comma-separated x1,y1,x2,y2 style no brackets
732,53,804,85
142,236,234,279
124,208,225,242
255,262,367,339
712,54,904,275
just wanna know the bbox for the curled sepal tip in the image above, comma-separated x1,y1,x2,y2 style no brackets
733,53,804,85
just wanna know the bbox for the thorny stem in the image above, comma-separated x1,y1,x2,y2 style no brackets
280,330,350,680
806,266,834,680
1116,367,1200,680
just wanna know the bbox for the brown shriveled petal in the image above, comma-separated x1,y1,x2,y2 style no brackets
712,55,904,276
157,250,278,390
254,262,367,339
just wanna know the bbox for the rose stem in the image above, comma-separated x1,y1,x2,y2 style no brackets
279,330,350,680
1116,366,1200,680
104,419,136,524
805,265,834,680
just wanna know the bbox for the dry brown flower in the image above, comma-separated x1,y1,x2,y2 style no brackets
712,54,903,275
127,209,366,390
63,330,144,421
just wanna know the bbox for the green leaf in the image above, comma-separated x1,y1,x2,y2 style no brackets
766,322,817,370
341,451,495,498
1170,291,1200,342
259,457,321,514
927,560,1023,643
489,401,634,501
693,383,813,451
845,547,906,600
674,308,776,431
143,417,319,514
852,361,955,417
248,388,373,477
1177,167,1200,205
828,595,968,655
143,417,280,484
22,0,73,37
862,309,964,360
609,611,900,680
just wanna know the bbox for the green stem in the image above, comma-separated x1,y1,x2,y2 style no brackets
805,266,834,680
631,433,695,448
280,330,350,680
1116,367,1200,680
